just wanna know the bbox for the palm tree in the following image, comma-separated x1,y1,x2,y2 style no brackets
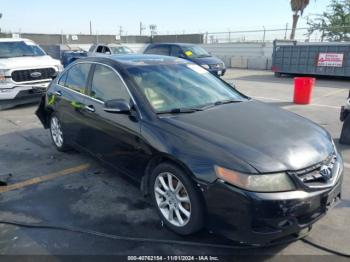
290,0,310,39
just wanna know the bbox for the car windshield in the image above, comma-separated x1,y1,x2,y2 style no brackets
126,63,246,113
0,41,46,58
110,46,133,54
183,46,210,58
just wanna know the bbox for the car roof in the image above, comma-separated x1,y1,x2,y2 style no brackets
79,54,188,68
95,43,126,47
0,38,34,43
148,43,197,47
107,44,127,47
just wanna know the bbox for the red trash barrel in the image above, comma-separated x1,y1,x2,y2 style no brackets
293,77,315,105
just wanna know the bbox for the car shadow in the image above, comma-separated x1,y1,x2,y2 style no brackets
0,98,41,111
0,128,290,257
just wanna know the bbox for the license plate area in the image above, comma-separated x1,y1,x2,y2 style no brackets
32,86,47,93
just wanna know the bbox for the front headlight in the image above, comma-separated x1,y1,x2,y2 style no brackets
54,64,64,72
215,166,296,192
0,69,6,82
201,64,210,70
331,139,338,155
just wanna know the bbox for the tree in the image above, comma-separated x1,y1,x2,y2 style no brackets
290,0,311,39
307,0,350,41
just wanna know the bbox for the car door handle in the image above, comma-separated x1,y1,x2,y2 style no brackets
84,105,95,113
54,90,62,96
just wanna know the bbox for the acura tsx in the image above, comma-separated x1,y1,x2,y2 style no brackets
36,55,343,245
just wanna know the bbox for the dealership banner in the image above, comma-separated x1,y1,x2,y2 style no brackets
317,53,344,67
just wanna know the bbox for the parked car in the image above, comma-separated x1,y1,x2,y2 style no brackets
340,90,350,144
88,44,134,56
61,47,88,67
0,38,63,109
144,43,226,76
36,55,343,245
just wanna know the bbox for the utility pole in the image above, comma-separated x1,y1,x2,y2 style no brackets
0,13,3,33
284,23,289,40
89,21,92,35
262,26,266,43
139,22,146,36
119,26,123,36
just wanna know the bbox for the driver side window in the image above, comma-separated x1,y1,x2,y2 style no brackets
96,46,104,53
90,65,130,103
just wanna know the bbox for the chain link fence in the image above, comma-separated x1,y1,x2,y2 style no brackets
1,26,348,45
203,27,320,44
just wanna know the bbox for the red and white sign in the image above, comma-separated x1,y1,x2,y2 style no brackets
317,53,344,67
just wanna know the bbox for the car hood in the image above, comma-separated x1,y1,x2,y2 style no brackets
161,101,333,173
0,56,61,70
189,56,224,66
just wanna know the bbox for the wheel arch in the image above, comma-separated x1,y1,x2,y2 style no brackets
141,153,200,197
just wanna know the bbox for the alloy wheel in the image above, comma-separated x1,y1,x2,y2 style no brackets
50,116,63,148
154,172,191,227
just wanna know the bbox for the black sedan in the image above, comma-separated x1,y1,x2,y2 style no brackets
36,55,343,245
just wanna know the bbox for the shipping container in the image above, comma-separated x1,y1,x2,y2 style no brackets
272,40,350,77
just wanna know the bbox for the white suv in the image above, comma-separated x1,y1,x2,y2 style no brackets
0,38,63,109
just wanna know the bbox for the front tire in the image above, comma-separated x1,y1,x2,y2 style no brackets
150,162,204,235
49,113,70,152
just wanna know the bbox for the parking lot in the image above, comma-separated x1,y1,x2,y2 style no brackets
0,68,349,259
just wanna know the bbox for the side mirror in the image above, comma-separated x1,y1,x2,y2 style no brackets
104,99,131,114
178,53,186,58
105,51,111,55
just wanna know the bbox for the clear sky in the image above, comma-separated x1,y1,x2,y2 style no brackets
0,0,330,35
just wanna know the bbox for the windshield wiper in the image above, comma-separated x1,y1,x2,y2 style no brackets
157,107,203,115
201,99,242,110
214,99,242,106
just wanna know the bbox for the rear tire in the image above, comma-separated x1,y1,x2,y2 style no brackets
150,162,204,235
49,113,70,152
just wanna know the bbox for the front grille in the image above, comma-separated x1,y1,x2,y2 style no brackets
11,68,56,83
288,153,337,187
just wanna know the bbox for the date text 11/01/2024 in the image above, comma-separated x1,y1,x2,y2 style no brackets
127,256,219,261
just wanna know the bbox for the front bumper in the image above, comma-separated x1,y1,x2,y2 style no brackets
0,81,51,100
203,164,343,245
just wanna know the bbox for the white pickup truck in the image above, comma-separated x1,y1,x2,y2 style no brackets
0,38,63,109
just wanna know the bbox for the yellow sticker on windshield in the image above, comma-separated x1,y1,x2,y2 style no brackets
185,51,193,57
